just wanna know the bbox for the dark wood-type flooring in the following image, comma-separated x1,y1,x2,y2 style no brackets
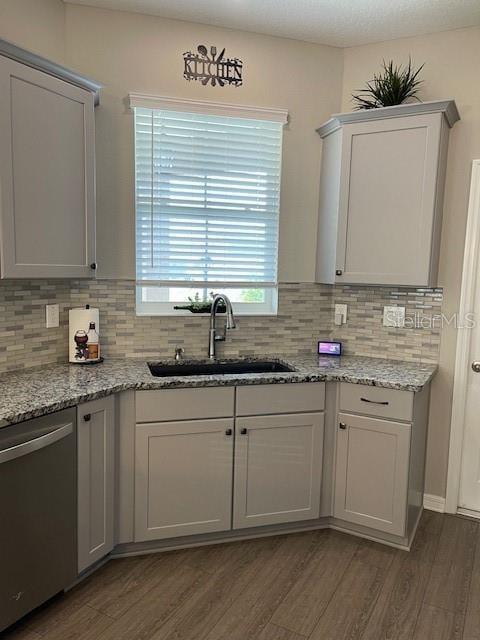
4,512,480,640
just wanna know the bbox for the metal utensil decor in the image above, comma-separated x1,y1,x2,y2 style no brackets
183,45,243,87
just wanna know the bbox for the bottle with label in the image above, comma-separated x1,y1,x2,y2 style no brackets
86,322,100,360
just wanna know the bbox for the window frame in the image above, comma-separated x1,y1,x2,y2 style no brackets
130,94,288,317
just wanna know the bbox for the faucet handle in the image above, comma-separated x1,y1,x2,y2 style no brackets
174,347,184,361
214,327,226,342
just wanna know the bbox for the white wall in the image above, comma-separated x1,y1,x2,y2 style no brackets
0,0,65,62
64,4,343,281
342,26,480,498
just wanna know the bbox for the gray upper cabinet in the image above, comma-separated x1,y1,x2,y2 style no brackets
0,42,101,278
316,100,459,287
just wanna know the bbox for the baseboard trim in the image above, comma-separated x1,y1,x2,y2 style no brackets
457,507,480,520
329,524,410,551
423,493,446,513
113,519,330,558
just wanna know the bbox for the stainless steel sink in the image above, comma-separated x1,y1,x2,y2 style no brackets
148,360,295,377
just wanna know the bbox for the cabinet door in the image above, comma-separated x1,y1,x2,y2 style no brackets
335,114,442,286
334,412,410,536
77,396,115,574
135,419,234,541
233,412,324,529
0,56,95,278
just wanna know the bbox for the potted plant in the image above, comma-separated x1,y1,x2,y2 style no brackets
174,292,226,314
352,58,424,110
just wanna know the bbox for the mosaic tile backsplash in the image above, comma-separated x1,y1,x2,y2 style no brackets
332,285,443,363
0,280,443,373
0,280,71,372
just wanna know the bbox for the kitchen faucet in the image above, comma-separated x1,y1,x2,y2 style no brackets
208,293,236,359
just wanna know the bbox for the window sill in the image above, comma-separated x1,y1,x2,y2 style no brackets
136,310,279,318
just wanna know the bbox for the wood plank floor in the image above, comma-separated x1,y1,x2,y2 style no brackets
5,512,480,640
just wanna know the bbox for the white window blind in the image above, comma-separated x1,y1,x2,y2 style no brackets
134,107,284,289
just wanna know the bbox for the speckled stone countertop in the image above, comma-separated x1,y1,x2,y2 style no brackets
0,355,437,427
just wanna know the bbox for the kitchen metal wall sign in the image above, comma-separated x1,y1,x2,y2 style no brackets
183,45,243,87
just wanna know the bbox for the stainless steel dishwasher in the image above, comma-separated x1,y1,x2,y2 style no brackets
0,407,77,632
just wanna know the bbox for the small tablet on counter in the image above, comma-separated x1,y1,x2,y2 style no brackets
318,341,342,356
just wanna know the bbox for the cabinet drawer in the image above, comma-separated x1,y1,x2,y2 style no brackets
236,382,325,416
136,387,234,422
339,383,413,422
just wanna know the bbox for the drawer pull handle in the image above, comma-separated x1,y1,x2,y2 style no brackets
360,397,389,406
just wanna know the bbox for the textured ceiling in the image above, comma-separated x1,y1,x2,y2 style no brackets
64,0,480,47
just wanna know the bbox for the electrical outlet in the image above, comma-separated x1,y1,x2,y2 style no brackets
383,306,405,328
46,304,59,328
334,303,347,326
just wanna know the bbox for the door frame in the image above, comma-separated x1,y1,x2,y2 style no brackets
445,159,480,513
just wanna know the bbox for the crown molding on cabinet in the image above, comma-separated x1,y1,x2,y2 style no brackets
0,38,102,105
317,99,460,138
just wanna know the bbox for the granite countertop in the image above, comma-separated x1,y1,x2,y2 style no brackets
0,354,437,427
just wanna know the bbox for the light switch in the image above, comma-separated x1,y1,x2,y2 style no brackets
334,303,347,326
46,304,60,328
383,306,405,328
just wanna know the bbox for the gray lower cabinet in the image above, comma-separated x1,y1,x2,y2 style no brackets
74,381,427,555
233,412,324,529
0,54,97,278
134,418,234,541
77,396,115,574
334,412,410,536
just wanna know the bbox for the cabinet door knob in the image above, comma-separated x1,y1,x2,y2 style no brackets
90,262,97,270
225,428,233,436
83,414,91,422
339,422,346,430
472,361,480,373
336,269,343,276
240,428,247,435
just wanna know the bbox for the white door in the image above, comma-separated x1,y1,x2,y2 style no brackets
135,418,234,541
233,412,324,529
77,397,115,574
454,162,480,514
459,291,480,512
458,382,480,512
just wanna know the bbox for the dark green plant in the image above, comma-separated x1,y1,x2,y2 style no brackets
173,292,226,314
352,58,424,110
